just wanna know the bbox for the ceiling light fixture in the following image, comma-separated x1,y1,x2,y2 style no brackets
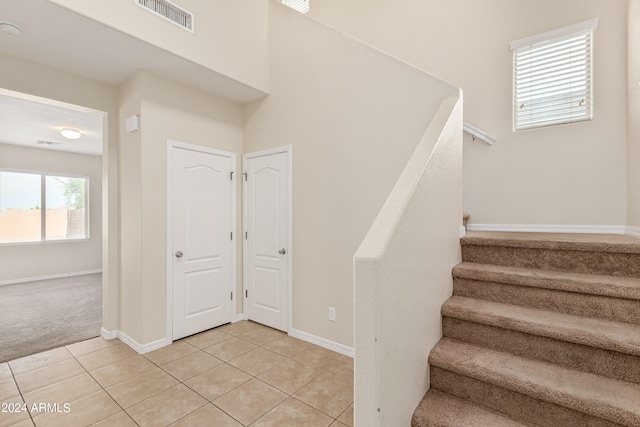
60,128,82,140
0,22,22,36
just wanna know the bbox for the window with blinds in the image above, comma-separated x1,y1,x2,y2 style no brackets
511,18,598,131
0,171,89,244
282,0,309,14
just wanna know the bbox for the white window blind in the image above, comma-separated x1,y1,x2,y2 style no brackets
282,0,309,14
511,18,598,131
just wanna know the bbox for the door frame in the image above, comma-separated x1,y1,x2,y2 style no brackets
166,140,237,342
242,145,292,333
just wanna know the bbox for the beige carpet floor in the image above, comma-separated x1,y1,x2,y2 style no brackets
0,273,101,363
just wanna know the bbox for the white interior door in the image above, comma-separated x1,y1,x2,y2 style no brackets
170,143,235,340
244,147,290,332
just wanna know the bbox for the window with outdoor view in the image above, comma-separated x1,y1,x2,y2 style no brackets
0,171,89,244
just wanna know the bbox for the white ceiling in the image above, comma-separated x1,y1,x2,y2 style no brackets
0,0,267,156
0,91,104,156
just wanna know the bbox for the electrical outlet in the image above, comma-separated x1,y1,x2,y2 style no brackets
329,307,336,322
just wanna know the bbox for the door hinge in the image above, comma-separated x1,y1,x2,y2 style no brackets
230,171,234,180
245,231,247,240
230,232,233,240
243,172,247,181
231,291,233,300
245,290,248,298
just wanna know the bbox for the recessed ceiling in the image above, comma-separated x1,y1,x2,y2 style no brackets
0,91,103,156
0,0,269,156
0,0,266,103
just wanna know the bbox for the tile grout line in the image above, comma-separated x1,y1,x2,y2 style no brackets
160,327,350,425
70,344,141,427
6,361,36,426
5,322,354,427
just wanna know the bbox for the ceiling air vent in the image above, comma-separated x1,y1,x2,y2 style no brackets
136,0,194,32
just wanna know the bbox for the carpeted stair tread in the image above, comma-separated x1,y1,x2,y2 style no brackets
430,338,640,426
411,389,529,427
453,262,640,300
461,231,640,254
443,317,640,383
442,296,640,356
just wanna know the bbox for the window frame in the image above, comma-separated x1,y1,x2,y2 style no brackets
282,0,309,14
0,169,90,245
511,18,599,131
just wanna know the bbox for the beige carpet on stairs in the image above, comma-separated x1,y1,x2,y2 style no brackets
412,231,640,427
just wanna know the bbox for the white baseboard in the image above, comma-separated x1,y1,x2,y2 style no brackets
103,323,353,358
101,328,118,340
0,269,102,287
101,328,171,355
466,224,626,234
289,328,354,358
233,314,246,323
626,226,640,238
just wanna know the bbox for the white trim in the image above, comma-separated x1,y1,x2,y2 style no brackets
166,140,237,343
467,224,626,234
101,328,171,354
463,122,495,145
100,327,118,340
510,18,599,51
233,314,246,323
242,145,293,334
625,226,640,238
281,0,309,14
289,328,354,358
134,0,195,33
0,269,102,286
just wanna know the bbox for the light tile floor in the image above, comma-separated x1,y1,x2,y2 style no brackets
0,321,353,427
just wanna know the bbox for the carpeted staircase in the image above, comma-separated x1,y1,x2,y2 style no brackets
412,231,640,427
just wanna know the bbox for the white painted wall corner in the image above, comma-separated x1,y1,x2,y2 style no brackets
100,328,171,354
625,226,640,238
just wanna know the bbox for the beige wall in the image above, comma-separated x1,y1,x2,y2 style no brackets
118,73,144,341
0,53,119,331
0,143,102,281
629,0,640,229
48,0,270,94
311,0,629,228
244,3,458,347
117,71,244,345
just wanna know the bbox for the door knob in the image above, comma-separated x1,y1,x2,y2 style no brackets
175,251,184,258
279,248,287,255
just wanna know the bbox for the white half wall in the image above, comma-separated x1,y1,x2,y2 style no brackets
354,97,463,425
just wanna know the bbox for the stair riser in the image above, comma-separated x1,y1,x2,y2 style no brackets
461,245,640,277
443,317,640,383
430,367,622,427
411,390,528,427
453,278,640,325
